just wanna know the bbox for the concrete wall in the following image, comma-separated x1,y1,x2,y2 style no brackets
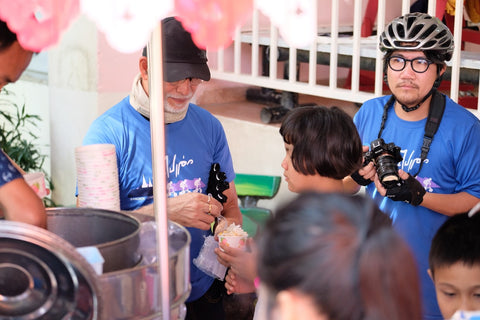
48,15,99,206
218,115,296,211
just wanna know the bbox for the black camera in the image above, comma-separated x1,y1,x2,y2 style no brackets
364,138,403,189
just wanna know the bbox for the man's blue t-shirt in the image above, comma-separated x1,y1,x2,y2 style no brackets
354,94,480,320
83,96,235,302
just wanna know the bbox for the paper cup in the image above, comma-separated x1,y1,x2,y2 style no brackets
218,235,248,251
24,172,48,198
75,144,120,211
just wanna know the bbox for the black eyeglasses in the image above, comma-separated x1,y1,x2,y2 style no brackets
387,56,434,73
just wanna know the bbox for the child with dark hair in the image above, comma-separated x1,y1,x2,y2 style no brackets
279,105,363,192
428,209,480,319
257,192,422,320
216,105,365,318
217,105,363,284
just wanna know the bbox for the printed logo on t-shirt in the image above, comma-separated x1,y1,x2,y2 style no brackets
400,149,439,192
167,178,206,197
127,176,206,200
127,153,201,201
417,177,439,192
128,176,153,200
400,149,429,172
166,154,194,179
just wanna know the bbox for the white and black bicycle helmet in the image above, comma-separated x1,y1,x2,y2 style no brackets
379,12,454,61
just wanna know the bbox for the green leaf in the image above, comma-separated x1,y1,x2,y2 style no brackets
0,88,56,206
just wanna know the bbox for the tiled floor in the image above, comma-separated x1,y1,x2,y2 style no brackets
196,79,360,125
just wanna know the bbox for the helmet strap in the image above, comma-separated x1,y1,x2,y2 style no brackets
400,102,421,112
397,87,434,112
432,72,444,89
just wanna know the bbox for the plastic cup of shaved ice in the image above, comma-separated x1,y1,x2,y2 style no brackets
218,223,248,251
218,235,248,250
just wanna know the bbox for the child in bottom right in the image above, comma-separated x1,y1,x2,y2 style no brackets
428,207,480,320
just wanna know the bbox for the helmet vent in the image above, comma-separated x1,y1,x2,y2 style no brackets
379,12,454,61
411,25,424,38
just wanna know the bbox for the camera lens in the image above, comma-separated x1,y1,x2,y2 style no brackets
376,154,401,188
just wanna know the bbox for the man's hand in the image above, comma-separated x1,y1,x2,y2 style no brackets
351,146,376,186
167,192,223,229
375,170,426,206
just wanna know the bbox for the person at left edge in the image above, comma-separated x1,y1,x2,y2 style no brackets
0,19,46,228
79,17,242,319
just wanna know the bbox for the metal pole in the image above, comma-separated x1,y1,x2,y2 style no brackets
147,22,171,320
450,0,464,103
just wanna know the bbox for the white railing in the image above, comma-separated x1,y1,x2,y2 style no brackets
208,0,480,113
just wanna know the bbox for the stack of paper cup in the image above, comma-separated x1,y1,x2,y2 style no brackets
75,144,120,211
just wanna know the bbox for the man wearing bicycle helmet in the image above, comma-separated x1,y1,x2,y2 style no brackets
345,12,480,320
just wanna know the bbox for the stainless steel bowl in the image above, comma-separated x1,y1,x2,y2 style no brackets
0,221,101,319
46,207,141,273
98,220,191,319
1,209,191,319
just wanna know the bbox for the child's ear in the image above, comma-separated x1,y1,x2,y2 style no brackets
427,269,434,281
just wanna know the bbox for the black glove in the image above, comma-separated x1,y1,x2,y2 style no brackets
206,163,229,204
351,170,372,186
385,174,426,206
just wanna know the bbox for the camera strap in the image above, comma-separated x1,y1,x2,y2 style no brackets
413,90,445,177
377,90,445,177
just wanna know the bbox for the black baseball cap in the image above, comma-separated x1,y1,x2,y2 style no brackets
160,17,210,82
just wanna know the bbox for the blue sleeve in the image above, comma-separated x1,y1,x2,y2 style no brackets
83,117,117,146
212,118,235,183
0,150,23,188
353,102,371,146
454,120,480,198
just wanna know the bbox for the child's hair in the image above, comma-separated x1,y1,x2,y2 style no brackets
258,192,422,320
429,211,480,276
279,105,362,180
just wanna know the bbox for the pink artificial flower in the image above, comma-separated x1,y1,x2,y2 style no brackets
0,0,80,51
80,0,173,53
256,0,316,48
174,0,253,50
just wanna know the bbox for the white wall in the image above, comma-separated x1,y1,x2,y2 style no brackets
47,15,139,206
217,116,295,212
48,15,99,206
